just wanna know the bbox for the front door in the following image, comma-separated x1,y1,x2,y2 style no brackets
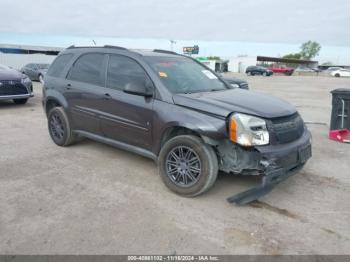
98,54,154,150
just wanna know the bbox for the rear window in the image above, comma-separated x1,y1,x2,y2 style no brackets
47,54,73,77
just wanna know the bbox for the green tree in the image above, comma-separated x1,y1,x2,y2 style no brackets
300,41,321,60
207,56,221,60
282,53,302,60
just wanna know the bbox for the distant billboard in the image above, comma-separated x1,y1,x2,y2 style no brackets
183,45,199,55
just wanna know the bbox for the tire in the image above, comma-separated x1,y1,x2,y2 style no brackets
39,74,44,83
263,71,267,76
13,98,28,104
158,135,218,197
335,73,340,77
247,72,251,76
47,107,77,146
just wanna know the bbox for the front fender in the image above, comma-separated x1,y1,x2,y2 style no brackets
152,100,228,154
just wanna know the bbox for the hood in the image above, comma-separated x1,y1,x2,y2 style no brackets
0,68,24,80
222,77,247,85
173,89,296,119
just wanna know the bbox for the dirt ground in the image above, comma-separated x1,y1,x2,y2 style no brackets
0,75,349,255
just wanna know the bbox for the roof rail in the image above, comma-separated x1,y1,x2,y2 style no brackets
66,45,128,51
153,49,178,55
103,45,128,50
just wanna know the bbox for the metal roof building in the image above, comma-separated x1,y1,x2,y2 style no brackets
0,43,64,69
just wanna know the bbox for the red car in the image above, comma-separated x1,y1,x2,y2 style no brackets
269,66,294,75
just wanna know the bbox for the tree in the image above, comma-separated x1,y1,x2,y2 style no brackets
282,53,302,60
300,41,321,60
207,56,221,60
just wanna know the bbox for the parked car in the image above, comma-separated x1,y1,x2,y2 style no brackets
222,76,249,89
294,66,315,73
245,66,273,76
269,65,294,75
0,64,33,104
331,69,350,77
42,46,311,204
325,66,343,72
21,63,50,82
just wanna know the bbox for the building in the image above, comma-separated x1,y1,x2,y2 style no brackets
0,44,63,69
256,56,318,68
195,57,229,73
224,55,257,73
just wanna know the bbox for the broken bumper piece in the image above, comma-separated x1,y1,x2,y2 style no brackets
227,164,305,205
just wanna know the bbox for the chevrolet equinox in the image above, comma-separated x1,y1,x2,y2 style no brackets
42,46,312,204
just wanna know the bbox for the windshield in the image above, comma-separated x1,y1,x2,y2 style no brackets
145,56,228,94
37,64,50,69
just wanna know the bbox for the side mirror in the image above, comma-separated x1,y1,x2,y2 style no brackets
123,79,153,97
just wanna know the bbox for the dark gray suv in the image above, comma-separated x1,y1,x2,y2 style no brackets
42,46,311,204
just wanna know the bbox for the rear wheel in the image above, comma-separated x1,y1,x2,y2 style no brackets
13,98,28,104
48,107,77,146
335,73,340,77
158,135,218,197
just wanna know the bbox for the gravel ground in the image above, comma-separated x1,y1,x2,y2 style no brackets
0,75,349,255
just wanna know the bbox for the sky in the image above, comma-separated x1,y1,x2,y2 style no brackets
0,0,349,63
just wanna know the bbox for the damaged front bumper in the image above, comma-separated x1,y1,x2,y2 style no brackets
217,130,312,205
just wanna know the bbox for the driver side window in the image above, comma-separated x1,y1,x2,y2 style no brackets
107,54,150,91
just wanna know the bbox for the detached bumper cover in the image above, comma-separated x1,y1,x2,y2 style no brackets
227,130,312,205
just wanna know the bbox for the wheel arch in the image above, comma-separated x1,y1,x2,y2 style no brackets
157,125,221,156
44,92,69,116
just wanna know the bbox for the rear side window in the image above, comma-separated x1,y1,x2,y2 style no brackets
47,54,73,77
107,54,150,90
67,53,105,86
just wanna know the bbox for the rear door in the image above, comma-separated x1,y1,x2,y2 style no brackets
64,53,107,134
98,54,154,150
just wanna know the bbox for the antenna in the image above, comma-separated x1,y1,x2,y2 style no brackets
92,39,97,46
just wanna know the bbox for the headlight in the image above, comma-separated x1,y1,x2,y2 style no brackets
21,76,31,84
229,113,269,146
230,83,240,88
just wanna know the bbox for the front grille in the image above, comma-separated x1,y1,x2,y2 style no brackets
0,80,28,96
270,113,304,144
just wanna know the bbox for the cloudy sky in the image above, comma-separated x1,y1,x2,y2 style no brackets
1,0,349,62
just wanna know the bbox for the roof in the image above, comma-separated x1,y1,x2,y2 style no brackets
257,56,318,64
65,45,182,57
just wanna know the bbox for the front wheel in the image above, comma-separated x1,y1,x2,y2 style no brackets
263,71,267,76
39,74,44,83
158,135,218,197
335,73,340,77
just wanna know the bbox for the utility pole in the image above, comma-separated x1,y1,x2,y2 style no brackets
169,40,176,51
